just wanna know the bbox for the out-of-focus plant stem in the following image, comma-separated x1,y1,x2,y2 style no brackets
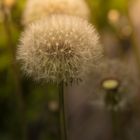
105,90,125,140
128,22,140,76
126,6,140,77
58,82,67,140
1,3,27,140
105,90,120,140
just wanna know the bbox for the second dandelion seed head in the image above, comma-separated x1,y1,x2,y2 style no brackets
23,0,90,25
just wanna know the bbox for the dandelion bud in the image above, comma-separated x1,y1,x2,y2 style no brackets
102,79,119,91
95,60,139,108
22,0,90,25
17,15,102,84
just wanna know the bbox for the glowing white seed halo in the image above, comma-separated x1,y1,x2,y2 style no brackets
17,15,102,84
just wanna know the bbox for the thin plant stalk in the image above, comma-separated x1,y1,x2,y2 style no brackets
58,82,67,140
105,89,126,140
1,4,27,140
126,8,140,77
105,90,120,140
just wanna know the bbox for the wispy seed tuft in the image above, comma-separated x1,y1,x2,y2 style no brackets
17,15,102,84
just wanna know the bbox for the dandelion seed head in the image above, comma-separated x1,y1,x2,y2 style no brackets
23,0,90,25
17,15,102,84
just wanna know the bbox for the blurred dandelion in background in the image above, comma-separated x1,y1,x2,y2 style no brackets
22,0,90,25
99,60,139,100
108,9,120,25
3,0,16,9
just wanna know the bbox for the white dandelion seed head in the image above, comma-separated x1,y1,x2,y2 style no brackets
17,15,102,84
22,0,90,25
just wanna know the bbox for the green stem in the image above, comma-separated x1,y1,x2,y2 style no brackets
111,106,120,140
105,90,121,140
58,82,67,140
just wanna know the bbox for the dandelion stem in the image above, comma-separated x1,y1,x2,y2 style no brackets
105,90,126,140
58,82,67,140
105,90,120,140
